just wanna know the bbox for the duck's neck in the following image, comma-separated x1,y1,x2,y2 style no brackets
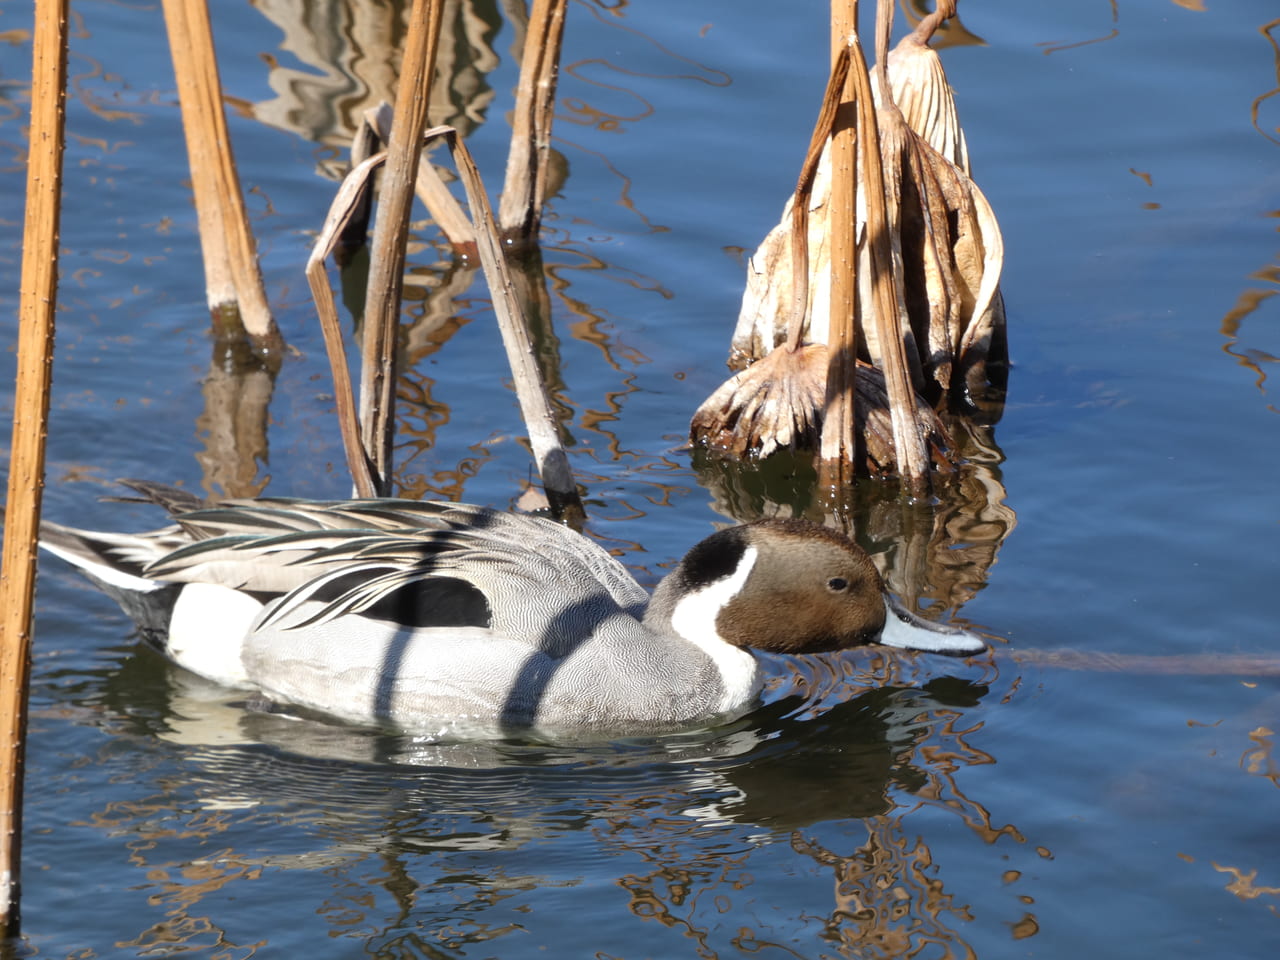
640,571,682,634
643,563,761,714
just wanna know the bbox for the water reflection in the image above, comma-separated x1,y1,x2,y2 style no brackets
247,0,500,151
1219,255,1279,411
1035,0,1119,55
692,438,1015,621
1252,17,1279,145
48,638,1008,956
792,821,978,960
196,323,281,498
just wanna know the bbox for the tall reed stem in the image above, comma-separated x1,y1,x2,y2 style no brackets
160,0,278,348
498,0,568,242
858,0,930,496
359,0,443,496
819,0,862,484
0,0,68,936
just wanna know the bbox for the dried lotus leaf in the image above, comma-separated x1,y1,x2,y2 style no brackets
696,0,1003,483
886,31,970,174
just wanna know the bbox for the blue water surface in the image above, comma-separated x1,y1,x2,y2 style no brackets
2,0,1279,957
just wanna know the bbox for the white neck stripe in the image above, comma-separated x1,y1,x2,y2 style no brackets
669,545,762,713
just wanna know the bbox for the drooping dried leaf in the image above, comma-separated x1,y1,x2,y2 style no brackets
699,0,1003,482
691,343,952,474
886,29,970,174
691,344,828,460
729,21,1002,373
886,105,1005,404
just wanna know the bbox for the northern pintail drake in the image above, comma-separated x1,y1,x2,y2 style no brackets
40,482,986,737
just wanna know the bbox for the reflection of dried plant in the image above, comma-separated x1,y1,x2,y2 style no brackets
792,819,979,960
912,710,1024,845
1252,18,1280,145
1219,261,1279,405
195,332,278,499
247,0,499,150
1212,861,1280,902
1239,724,1279,789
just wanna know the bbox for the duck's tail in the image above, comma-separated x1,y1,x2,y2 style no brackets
39,519,186,642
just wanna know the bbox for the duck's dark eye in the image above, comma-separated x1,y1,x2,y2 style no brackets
827,577,849,592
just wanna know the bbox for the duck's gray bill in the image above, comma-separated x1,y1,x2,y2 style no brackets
879,596,987,656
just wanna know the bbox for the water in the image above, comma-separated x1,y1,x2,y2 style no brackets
3,0,1279,956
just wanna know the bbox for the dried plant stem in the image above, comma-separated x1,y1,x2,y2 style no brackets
435,126,581,518
819,0,861,485
1,0,67,935
307,153,387,498
360,0,444,496
909,0,956,42
360,103,476,255
714,0,998,485
308,128,581,516
160,0,278,347
788,47,853,352
849,25,931,497
498,0,568,242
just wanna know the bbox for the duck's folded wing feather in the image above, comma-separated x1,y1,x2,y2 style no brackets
142,529,431,590
148,498,650,612
141,515,639,658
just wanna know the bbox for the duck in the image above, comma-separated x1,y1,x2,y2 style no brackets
39,481,986,737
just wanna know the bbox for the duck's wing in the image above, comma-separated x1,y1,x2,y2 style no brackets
118,482,643,604
141,499,650,657
150,497,650,613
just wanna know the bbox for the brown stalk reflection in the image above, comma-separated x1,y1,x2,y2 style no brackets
1036,0,1119,55
1212,863,1280,905
196,326,281,498
1252,17,1280,145
1219,256,1279,411
77,788,265,958
545,134,671,233
693,423,1015,621
792,822,977,960
603,679,1020,958
1240,723,1279,789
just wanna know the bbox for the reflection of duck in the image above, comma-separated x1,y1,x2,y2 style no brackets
104,656,988,841
40,482,985,737
711,677,990,828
